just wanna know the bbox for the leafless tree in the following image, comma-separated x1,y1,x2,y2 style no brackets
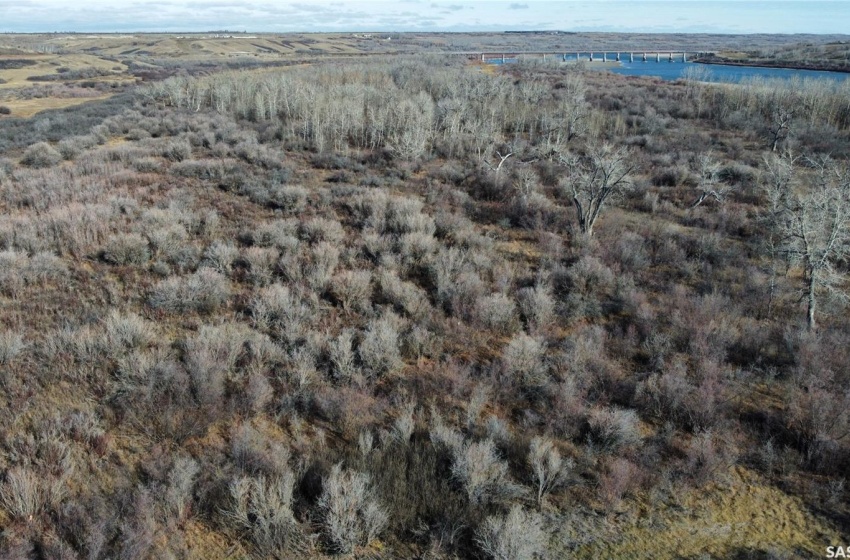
527,436,572,506
558,73,591,144
761,153,798,317
766,103,795,153
560,143,636,237
483,151,513,190
763,155,850,330
690,152,732,208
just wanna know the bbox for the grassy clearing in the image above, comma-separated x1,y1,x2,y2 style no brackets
0,53,127,89
575,467,840,558
0,94,114,118
576,467,841,560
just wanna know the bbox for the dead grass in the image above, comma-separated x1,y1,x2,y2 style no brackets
0,94,114,118
184,520,250,560
574,467,841,559
0,53,127,89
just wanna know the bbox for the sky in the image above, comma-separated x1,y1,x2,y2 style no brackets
1,1,849,34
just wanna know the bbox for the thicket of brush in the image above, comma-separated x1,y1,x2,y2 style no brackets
0,57,848,558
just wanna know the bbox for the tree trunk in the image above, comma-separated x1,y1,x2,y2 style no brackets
806,272,817,331
691,192,708,208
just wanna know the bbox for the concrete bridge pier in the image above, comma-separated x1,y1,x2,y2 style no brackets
615,52,620,62
602,52,607,62
683,52,687,62
656,53,660,63
668,52,673,62
642,52,647,62
629,52,634,63
589,52,594,62
501,54,505,63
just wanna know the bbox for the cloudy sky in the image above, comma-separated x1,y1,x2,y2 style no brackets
1,1,848,34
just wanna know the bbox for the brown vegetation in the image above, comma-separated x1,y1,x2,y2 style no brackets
0,52,848,559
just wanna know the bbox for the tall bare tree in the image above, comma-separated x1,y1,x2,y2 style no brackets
763,155,850,330
559,143,636,237
760,153,797,317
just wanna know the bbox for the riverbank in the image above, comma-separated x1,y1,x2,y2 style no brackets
694,54,850,74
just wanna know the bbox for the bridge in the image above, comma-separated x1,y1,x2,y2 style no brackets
477,51,716,64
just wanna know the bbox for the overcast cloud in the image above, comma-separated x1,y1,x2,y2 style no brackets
1,1,848,34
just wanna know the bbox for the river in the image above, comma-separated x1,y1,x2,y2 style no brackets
607,60,849,83
484,55,849,83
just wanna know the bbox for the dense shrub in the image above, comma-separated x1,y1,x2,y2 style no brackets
101,233,150,265
318,464,387,554
476,505,547,560
148,269,231,313
359,313,404,378
21,141,62,168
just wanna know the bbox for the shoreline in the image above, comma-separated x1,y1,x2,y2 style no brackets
693,57,850,75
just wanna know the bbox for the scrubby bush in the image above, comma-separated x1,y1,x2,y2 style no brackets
21,141,62,168
502,333,548,392
599,457,642,507
359,313,404,378
451,438,521,505
377,269,431,319
327,329,360,382
183,323,248,405
528,436,571,505
201,241,239,275
148,269,231,313
300,217,345,245
268,184,308,213
104,311,155,355
0,467,46,520
475,293,519,334
226,471,303,555
57,134,98,160
243,246,279,286
517,285,556,332
0,331,25,366
304,241,340,291
101,233,150,265
161,139,192,162
476,505,547,560
251,283,315,341
331,269,372,312
587,408,641,451
318,464,387,554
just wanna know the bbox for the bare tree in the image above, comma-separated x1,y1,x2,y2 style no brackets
560,143,636,237
760,153,798,317
543,73,590,151
763,155,850,330
690,152,732,208
483,151,513,190
527,436,572,506
766,103,795,153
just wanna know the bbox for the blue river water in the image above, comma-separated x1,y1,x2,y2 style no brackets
608,60,849,83
484,55,849,84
